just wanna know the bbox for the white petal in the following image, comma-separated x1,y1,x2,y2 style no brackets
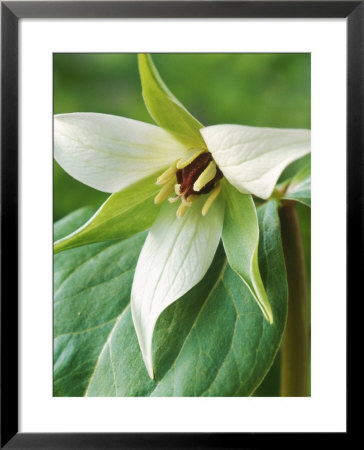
131,196,225,378
54,113,186,193
201,124,311,199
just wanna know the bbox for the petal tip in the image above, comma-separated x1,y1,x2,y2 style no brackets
147,365,154,380
264,306,274,324
143,353,155,379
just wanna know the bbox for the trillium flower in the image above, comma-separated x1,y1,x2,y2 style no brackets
54,54,310,379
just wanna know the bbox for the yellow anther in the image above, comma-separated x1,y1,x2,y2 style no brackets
156,161,178,186
176,148,207,169
201,183,221,216
193,161,217,192
174,184,181,195
176,203,190,219
154,178,175,204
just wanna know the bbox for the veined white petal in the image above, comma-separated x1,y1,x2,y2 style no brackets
131,196,225,378
54,113,186,193
201,124,311,199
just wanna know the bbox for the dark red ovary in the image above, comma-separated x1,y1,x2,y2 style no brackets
175,153,223,199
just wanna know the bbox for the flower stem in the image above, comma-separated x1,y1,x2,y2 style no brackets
279,201,310,396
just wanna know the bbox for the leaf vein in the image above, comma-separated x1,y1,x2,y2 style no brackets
84,305,130,396
151,259,228,395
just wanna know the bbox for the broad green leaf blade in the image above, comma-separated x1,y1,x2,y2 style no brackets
221,182,273,323
138,54,205,148
54,202,287,396
283,162,311,207
54,222,150,396
54,173,161,253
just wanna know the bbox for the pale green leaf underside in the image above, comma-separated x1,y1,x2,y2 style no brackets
222,182,273,323
54,202,287,397
54,173,161,253
138,54,205,148
278,154,311,183
283,160,311,207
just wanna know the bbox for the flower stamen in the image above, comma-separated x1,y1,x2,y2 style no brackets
176,203,190,219
193,161,217,192
181,193,199,206
186,194,199,204
176,148,207,169
156,160,179,186
154,177,176,204
202,183,222,216
155,148,224,217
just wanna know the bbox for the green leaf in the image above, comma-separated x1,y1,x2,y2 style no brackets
283,162,311,207
278,153,311,183
221,181,273,323
138,54,205,148
54,173,161,253
54,201,287,396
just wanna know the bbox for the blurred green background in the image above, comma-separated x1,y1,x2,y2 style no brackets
54,53,310,220
53,53,311,396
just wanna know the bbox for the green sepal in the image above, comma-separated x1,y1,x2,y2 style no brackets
54,173,161,253
138,54,205,148
283,159,311,207
221,181,273,323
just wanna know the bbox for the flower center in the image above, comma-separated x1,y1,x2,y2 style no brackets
154,148,223,218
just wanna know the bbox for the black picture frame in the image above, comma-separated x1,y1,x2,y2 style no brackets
1,1,358,448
